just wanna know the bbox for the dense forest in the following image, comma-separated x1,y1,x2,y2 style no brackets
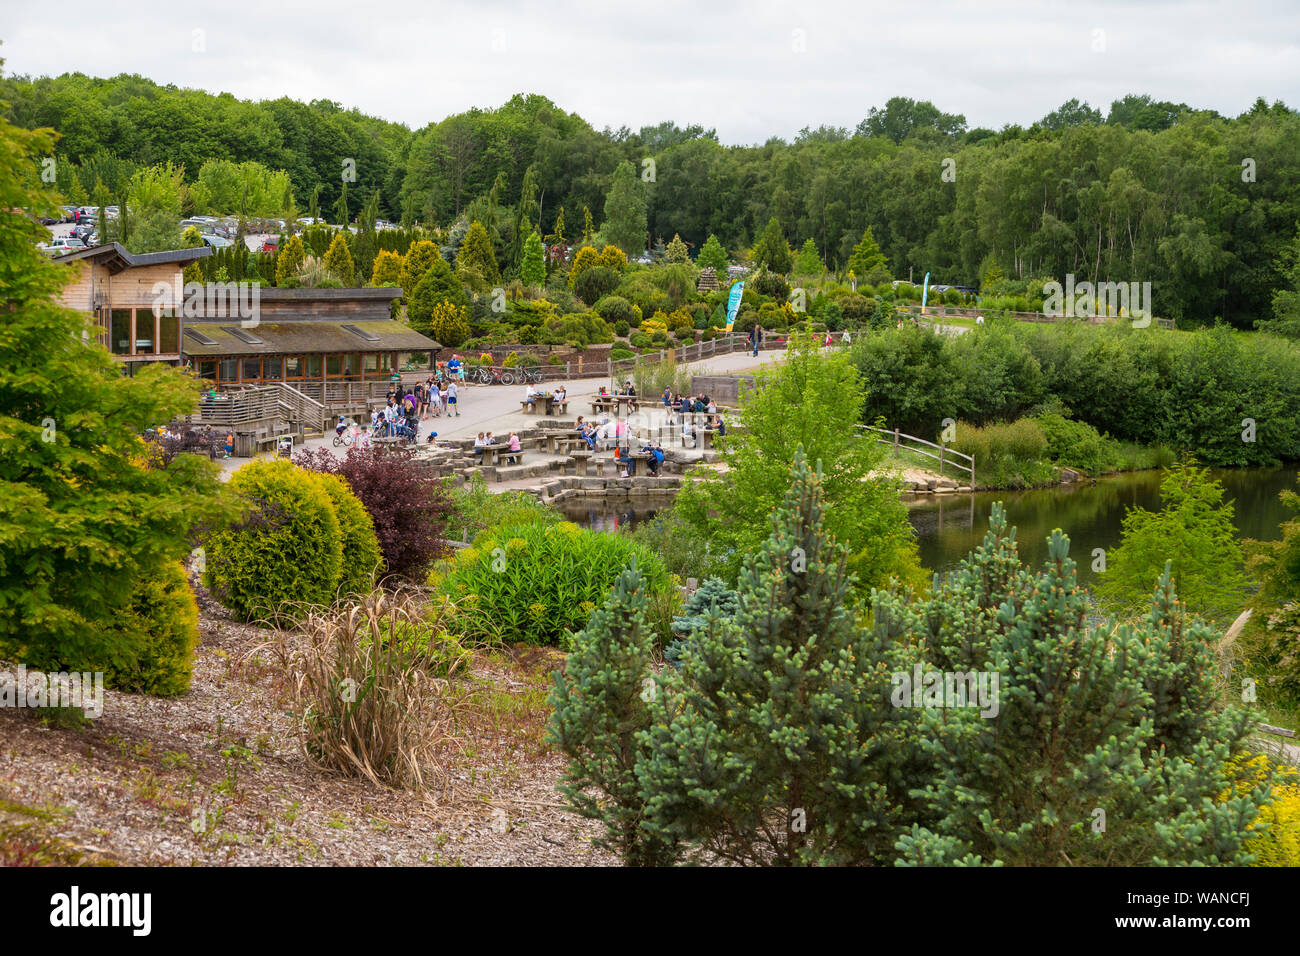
4,71,1300,325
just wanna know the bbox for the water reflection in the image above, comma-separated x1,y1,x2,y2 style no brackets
909,468,1298,589
557,468,1298,591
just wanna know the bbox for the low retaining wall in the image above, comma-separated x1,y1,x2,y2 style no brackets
689,374,756,405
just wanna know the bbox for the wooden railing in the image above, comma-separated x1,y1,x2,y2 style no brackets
857,424,975,486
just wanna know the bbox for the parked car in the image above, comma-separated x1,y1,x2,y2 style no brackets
59,205,77,222
201,234,234,249
41,236,88,256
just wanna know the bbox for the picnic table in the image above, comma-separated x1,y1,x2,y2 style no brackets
568,449,593,476
521,394,570,416
590,394,640,414
538,431,581,455
474,444,526,467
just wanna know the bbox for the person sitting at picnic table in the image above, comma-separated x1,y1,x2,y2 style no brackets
524,382,538,409
716,416,727,437
677,393,690,424
473,432,488,456
553,385,566,403
647,442,665,477
662,387,672,407
706,398,717,424
598,385,609,397
506,431,522,464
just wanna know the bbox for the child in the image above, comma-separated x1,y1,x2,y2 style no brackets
447,381,458,416
224,430,234,459
507,431,522,464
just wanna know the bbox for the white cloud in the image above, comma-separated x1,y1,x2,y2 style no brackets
3,0,1297,143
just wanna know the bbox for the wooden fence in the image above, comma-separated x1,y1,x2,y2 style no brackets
857,424,975,485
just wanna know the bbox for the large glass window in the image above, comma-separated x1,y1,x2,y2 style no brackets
158,311,179,353
363,353,379,374
135,310,155,355
111,310,132,355
263,357,282,380
284,356,302,379
304,355,322,379
325,354,343,377
343,353,360,379
198,359,217,381
241,358,261,382
219,358,238,382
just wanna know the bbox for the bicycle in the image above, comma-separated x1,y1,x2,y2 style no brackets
478,366,515,386
521,366,547,384
331,430,354,448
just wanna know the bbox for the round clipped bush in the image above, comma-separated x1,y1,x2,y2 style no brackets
431,520,672,646
103,561,200,696
204,460,343,622
609,346,635,361
309,472,383,593
574,266,621,306
614,319,630,337
594,294,637,326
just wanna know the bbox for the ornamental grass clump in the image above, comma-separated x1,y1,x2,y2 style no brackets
283,589,469,790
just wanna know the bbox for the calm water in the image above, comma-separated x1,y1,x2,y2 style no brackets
909,467,1298,588
561,468,1299,588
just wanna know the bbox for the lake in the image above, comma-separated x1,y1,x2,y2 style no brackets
559,468,1298,587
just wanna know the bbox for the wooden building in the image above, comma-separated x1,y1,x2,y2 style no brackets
179,288,441,400
53,242,213,374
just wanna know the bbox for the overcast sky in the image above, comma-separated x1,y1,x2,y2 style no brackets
4,0,1298,143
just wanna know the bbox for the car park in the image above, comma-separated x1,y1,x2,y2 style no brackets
41,236,88,256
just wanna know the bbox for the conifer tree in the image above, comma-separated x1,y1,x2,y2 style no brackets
322,231,356,287
456,220,500,288
848,226,888,283
581,205,595,246
696,233,728,275
639,449,909,865
873,504,1268,866
794,237,825,275
274,233,306,286
399,239,440,299
547,207,566,246
751,217,793,273
520,230,545,288
549,565,679,866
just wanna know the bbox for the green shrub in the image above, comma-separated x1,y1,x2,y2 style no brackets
432,520,673,646
1035,412,1109,475
449,473,558,539
609,347,635,361
575,266,621,305
951,418,1055,489
614,320,630,337
204,460,344,622
102,561,199,696
629,331,651,349
310,472,383,593
594,295,637,325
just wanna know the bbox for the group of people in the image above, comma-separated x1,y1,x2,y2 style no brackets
523,382,566,409
401,375,459,419
472,430,523,464
367,394,421,442
662,390,722,426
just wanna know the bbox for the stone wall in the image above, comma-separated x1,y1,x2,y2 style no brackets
689,374,756,405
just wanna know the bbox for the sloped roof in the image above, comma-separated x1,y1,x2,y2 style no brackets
181,320,440,356
52,241,212,274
